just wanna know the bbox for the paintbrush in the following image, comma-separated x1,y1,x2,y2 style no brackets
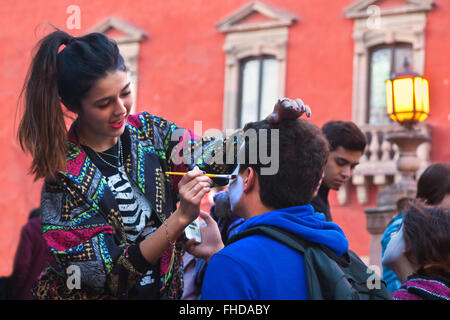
165,171,236,179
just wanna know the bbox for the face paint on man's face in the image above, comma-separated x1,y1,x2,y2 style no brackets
229,165,243,212
382,224,406,266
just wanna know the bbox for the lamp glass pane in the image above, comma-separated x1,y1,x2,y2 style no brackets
393,78,414,122
423,79,430,114
414,78,429,122
414,77,424,112
417,113,428,122
386,80,393,114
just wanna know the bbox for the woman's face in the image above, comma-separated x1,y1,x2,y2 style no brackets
382,224,406,267
77,70,133,150
228,165,244,212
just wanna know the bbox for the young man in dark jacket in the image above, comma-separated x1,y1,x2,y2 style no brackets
310,121,367,221
186,118,350,299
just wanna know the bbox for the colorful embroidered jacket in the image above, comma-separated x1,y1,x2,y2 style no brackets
32,112,239,300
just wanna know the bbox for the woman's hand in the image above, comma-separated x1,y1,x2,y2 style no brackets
184,211,224,263
139,167,211,264
177,166,212,226
266,97,312,124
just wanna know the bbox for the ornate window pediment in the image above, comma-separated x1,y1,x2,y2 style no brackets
217,0,297,33
344,0,435,125
344,0,435,19
89,17,148,113
217,1,297,129
339,0,435,205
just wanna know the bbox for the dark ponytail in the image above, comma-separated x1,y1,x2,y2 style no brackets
17,29,126,180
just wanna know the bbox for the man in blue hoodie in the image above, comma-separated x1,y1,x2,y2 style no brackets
186,118,349,300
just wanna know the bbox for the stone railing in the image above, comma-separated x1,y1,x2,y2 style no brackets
337,122,432,205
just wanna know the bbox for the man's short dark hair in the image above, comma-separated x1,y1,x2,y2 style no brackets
239,119,329,209
321,121,367,152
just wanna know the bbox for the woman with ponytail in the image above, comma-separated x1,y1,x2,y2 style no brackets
17,29,309,299
382,200,450,300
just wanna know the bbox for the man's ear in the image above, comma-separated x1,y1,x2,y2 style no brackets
242,167,257,193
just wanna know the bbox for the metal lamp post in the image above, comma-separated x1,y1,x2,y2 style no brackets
383,58,431,199
364,58,431,271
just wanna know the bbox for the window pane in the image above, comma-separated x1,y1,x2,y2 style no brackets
260,58,279,120
369,48,392,124
240,59,260,127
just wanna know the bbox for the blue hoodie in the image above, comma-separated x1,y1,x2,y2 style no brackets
200,205,348,300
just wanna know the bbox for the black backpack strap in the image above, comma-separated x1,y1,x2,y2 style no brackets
227,225,352,267
226,224,392,300
226,225,308,254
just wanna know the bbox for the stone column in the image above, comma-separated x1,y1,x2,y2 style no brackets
364,206,396,274
364,128,430,273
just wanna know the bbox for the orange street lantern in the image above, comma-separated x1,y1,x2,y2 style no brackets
386,58,429,129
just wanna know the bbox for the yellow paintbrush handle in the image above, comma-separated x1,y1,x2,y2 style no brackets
165,172,235,179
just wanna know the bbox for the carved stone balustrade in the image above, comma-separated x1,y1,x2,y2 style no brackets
337,122,432,205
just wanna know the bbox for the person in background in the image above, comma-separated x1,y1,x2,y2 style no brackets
310,121,367,221
182,128,327,299
9,208,52,300
416,163,450,207
17,27,309,299
186,118,350,299
382,200,449,300
17,29,219,300
381,162,450,293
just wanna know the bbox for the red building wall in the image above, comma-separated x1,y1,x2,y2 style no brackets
424,0,450,162
0,0,448,276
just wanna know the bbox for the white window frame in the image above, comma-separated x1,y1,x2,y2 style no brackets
344,0,434,125
217,1,296,130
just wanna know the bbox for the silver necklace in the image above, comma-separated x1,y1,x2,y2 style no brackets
97,151,119,159
93,137,124,170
